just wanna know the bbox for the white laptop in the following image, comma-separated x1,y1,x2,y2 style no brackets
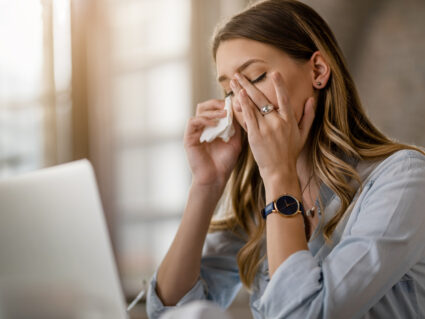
0,160,128,319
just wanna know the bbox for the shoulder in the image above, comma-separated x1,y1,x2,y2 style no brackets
380,148,425,166
362,148,425,183
356,148,425,207
341,149,425,240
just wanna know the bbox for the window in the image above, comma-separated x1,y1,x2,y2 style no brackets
0,0,72,178
107,0,192,295
1,1,251,308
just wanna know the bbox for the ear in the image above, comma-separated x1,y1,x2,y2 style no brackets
309,51,331,90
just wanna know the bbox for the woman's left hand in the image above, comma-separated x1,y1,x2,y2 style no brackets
231,71,316,183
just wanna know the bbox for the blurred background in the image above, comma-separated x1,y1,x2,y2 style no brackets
1,0,424,318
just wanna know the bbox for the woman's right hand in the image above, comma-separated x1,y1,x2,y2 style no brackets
184,98,242,189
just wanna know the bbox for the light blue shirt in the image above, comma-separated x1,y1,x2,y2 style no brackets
146,149,425,318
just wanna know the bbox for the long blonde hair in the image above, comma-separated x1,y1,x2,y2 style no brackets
209,0,425,289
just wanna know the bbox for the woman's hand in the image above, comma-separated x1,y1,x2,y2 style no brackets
184,99,242,189
231,71,315,184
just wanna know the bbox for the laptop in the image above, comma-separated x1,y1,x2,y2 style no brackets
0,159,129,319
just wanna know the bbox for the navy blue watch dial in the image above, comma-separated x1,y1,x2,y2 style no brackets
275,195,300,216
261,194,305,219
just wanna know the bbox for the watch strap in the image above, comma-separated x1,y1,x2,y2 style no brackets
261,201,275,219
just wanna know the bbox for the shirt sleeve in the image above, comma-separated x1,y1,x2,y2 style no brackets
257,149,425,318
146,228,245,319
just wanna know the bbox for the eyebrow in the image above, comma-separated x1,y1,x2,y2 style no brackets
217,58,266,82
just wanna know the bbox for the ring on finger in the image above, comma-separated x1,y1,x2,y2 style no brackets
260,104,274,115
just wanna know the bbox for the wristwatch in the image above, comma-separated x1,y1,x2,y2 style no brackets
261,194,305,219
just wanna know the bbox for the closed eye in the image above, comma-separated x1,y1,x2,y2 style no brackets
224,72,267,98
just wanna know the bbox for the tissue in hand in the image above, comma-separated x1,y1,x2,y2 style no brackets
200,96,235,143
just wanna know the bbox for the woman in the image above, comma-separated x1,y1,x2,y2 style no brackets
146,0,425,318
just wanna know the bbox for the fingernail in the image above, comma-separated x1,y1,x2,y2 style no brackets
272,72,279,81
230,80,236,88
234,73,242,80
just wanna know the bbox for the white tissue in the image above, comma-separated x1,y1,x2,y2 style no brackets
199,96,235,143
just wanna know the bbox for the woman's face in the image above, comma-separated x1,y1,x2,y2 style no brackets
216,38,317,131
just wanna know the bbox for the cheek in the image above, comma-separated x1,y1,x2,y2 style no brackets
291,85,314,123
276,78,313,124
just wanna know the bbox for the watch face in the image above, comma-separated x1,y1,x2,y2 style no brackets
275,195,300,216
